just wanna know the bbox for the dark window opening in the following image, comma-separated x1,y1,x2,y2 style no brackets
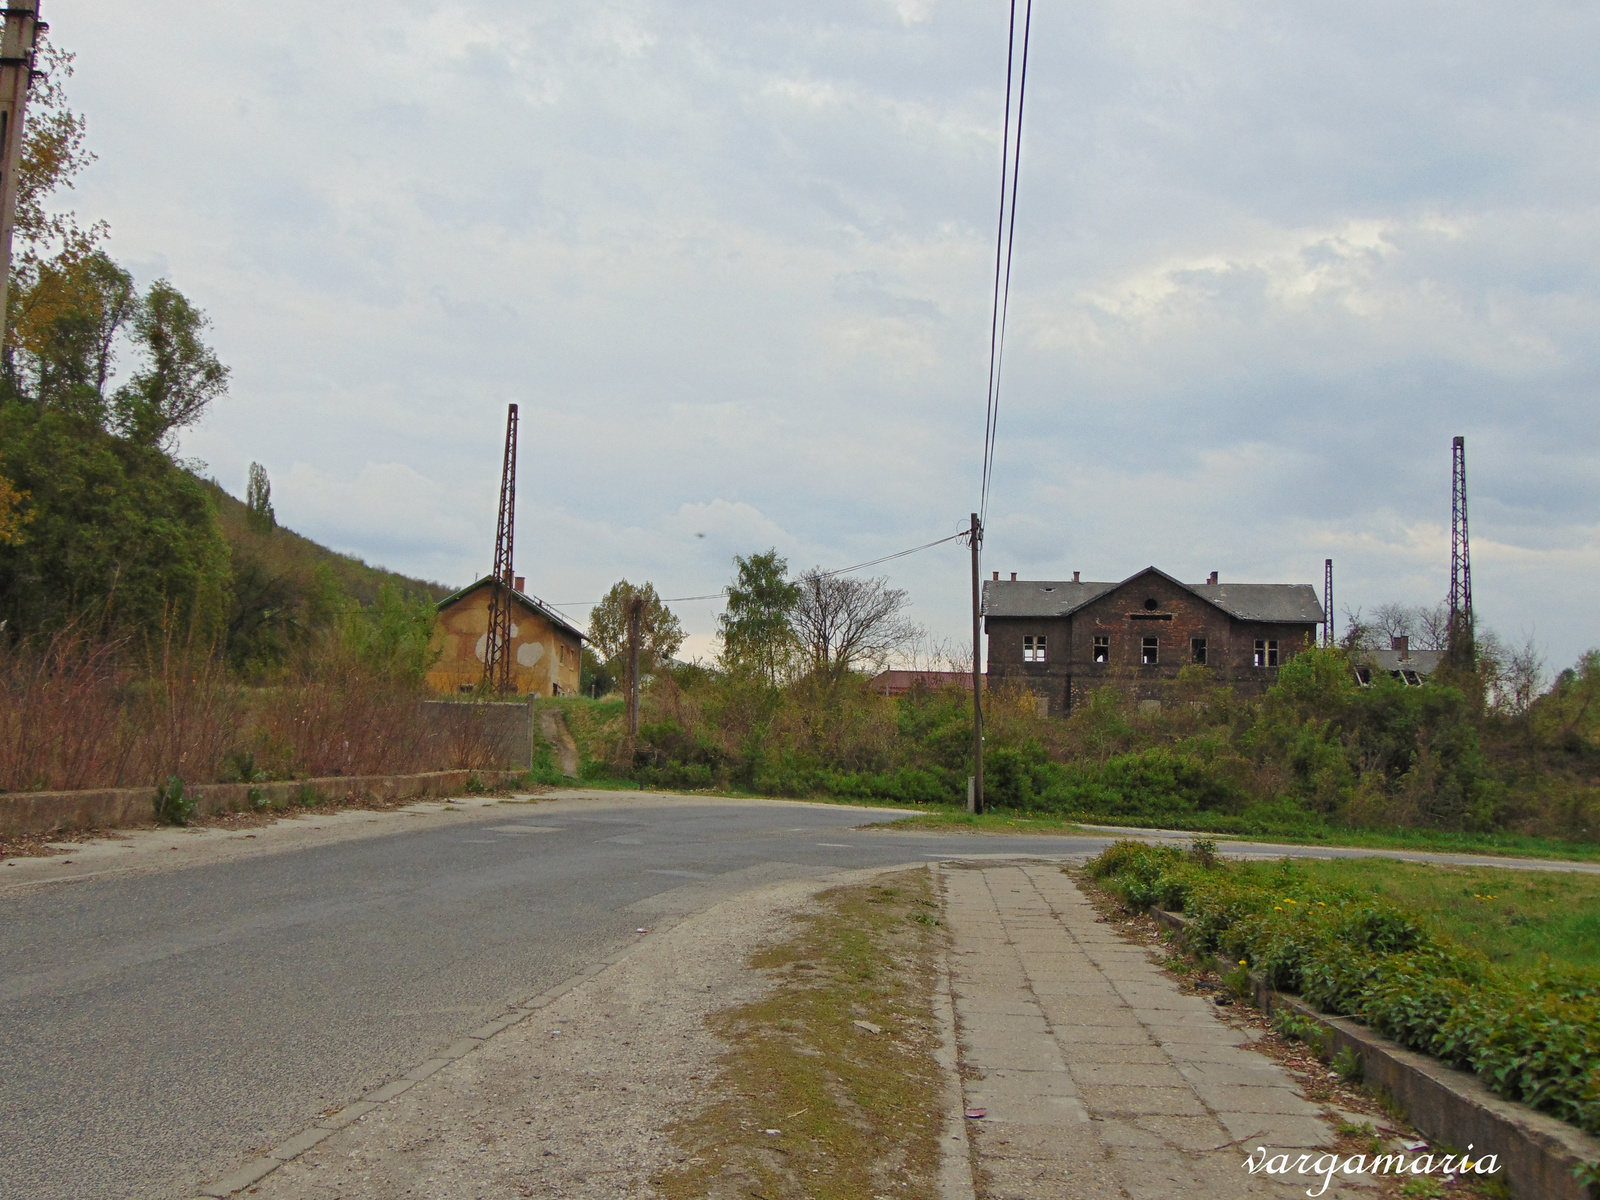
1093,636,1109,664
1143,597,1159,610
1142,636,1159,665
1023,634,1047,663
1254,639,1280,668
1191,638,1207,665
1355,667,1372,686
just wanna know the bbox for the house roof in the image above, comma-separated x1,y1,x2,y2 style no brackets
436,576,588,642
983,567,1323,625
1356,648,1444,675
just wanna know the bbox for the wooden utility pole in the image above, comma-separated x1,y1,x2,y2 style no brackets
626,593,643,742
969,511,984,814
0,1,41,341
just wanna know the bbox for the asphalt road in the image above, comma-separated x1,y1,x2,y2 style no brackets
2,792,1592,1199
0,794,1114,1200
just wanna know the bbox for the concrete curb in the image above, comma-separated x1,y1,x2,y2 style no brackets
929,865,977,1200
1,769,526,837
1149,906,1600,1200
192,938,645,1198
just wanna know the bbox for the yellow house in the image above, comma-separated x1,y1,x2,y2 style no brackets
427,575,586,696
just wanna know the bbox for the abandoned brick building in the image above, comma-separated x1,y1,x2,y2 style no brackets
984,566,1324,715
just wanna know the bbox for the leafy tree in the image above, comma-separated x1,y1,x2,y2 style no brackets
338,580,440,683
111,280,229,448
10,243,135,420
246,462,275,534
588,579,685,678
792,568,917,680
0,399,230,636
718,549,800,685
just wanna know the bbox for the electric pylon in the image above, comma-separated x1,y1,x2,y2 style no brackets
483,404,518,693
1448,435,1474,670
1323,559,1333,648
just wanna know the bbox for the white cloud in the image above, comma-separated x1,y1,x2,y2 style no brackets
47,0,1600,669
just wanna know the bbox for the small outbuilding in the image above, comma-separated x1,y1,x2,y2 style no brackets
427,574,586,697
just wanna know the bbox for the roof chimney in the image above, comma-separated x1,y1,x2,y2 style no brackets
514,575,525,592
991,571,999,581
1072,571,1080,583
1009,572,1017,581
1393,635,1409,659
1207,571,1218,585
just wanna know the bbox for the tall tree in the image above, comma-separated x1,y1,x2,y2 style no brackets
246,462,275,534
588,579,684,678
718,549,800,685
792,568,917,681
111,280,229,448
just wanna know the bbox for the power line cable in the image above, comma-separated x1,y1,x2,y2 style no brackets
545,530,966,609
979,0,1033,534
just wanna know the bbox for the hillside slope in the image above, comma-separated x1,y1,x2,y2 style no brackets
202,478,454,605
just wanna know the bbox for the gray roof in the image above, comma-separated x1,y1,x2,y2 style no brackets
437,575,588,642
1357,648,1444,675
983,567,1323,625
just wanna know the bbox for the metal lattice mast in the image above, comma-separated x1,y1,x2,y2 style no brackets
1323,558,1333,648
483,404,518,693
1448,435,1474,669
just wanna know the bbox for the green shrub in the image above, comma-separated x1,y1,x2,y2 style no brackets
153,775,195,825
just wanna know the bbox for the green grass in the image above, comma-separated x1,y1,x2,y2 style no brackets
884,807,1600,862
1268,856,1600,971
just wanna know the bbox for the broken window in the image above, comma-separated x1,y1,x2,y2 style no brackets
1142,636,1159,665
1355,666,1372,686
1191,638,1207,665
1268,640,1279,667
1401,669,1422,686
1023,634,1047,663
1093,635,1109,664
1254,639,1280,667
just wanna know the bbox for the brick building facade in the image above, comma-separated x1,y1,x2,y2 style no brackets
984,567,1322,715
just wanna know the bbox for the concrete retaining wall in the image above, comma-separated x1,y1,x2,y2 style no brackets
418,699,532,770
1150,906,1600,1200
0,769,525,838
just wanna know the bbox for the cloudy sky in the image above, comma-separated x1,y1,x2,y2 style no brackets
56,1,1600,667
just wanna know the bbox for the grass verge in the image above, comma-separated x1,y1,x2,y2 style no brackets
656,869,946,1200
1267,856,1600,971
883,808,1600,862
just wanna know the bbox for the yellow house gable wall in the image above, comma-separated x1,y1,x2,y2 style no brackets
427,586,583,697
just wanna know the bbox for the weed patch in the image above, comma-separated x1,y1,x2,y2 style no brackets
656,870,944,1200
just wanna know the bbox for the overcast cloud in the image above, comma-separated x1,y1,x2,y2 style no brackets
54,0,1600,667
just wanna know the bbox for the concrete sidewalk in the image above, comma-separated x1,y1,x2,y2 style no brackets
941,861,1373,1198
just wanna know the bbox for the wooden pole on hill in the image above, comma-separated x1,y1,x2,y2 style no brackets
0,1,42,342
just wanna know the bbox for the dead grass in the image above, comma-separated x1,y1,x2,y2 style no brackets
656,869,946,1200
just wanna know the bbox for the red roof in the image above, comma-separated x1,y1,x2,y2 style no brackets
869,670,983,696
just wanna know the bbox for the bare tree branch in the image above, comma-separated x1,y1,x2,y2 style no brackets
792,569,917,680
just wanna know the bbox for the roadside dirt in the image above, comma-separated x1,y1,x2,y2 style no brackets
247,865,932,1200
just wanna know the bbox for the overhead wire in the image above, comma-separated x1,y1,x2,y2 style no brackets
978,0,1033,535
544,530,967,609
